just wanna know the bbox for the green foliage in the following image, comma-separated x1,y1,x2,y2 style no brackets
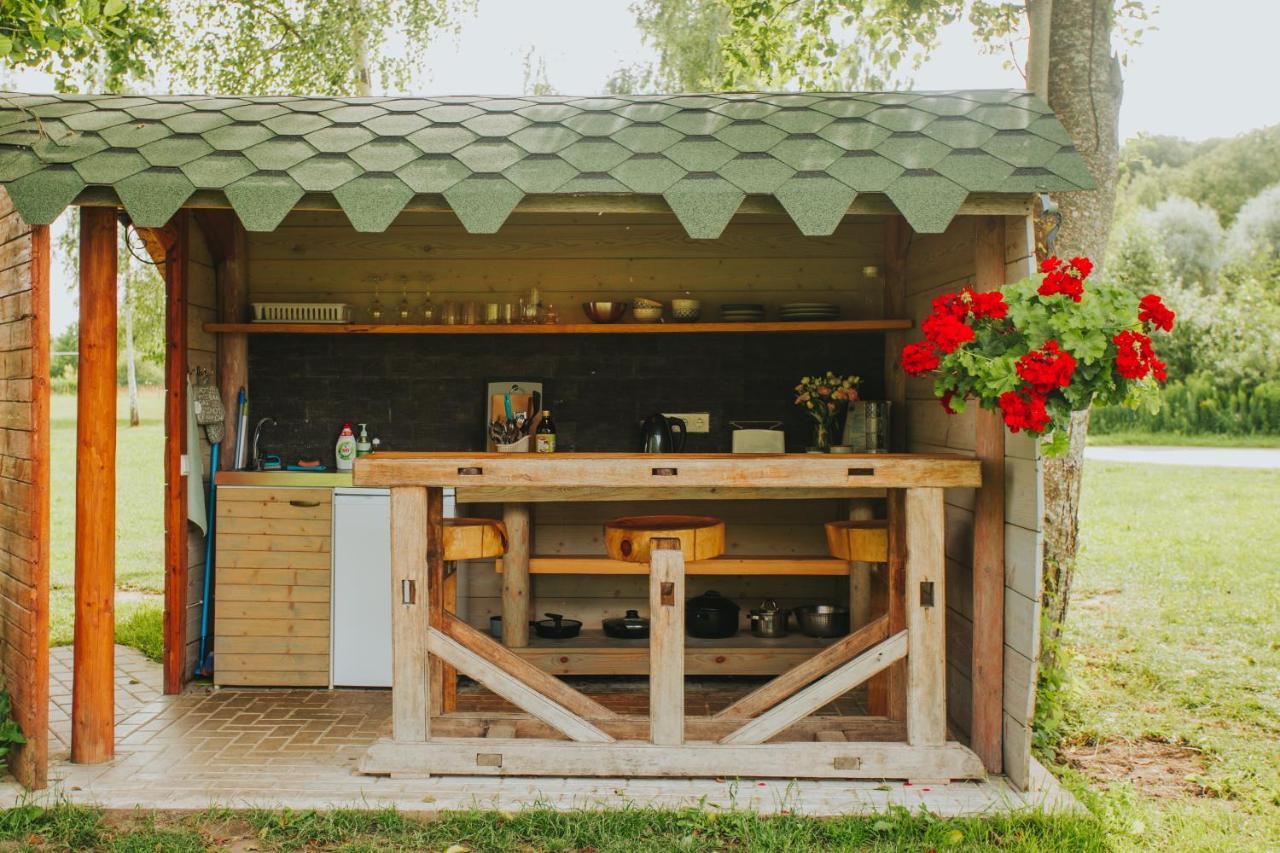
1092,375,1280,436
49,321,78,379
1227,182,1280,266
156,0,473,96
0,0,161,90
114,601,164,661
1144,195,1223,287
0,687,26,762
606,0,733,93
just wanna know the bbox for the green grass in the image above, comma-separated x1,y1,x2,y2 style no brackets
1055,461,1280,850
1087,431,1280,448
50,389,167,659
0,803,1110,852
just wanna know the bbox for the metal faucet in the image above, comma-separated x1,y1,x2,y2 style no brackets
252,417,277,470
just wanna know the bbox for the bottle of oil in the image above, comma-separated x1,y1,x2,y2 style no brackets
535,410,557,453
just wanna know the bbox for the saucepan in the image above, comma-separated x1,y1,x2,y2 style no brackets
792,604,850,638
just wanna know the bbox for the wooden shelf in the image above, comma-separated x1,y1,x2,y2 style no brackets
496,556,849,576
511,629,837,676
205,319,912,336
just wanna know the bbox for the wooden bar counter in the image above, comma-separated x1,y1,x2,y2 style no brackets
354,452,984,782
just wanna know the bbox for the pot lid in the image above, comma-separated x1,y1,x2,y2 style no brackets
688,590,739,613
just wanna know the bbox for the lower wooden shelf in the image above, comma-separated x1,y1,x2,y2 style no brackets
509,629,836,676
496,556,850,576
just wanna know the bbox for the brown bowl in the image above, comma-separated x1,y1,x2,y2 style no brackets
582,301,628,323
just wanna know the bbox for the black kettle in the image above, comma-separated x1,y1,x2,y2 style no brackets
640,413,687,453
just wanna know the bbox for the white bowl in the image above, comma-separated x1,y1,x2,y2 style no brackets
633,306,664,322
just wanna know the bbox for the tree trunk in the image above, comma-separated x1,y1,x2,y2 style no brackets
350,1,372,96
124,279,140,427
1038,0,1124,670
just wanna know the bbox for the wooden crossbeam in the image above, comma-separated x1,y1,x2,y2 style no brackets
720,631,908,745
433,712,904,742
714,614,889,721
427,628,613,743
442,612,619,720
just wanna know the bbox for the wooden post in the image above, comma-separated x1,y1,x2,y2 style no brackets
649,539,685,745
390,486,431,742
867,490,907,718
213,216,248,470
159,214,188,695
883,215,910,452
501,503,531,647
72,207,118,764
971,215,1007,772
847,499,876,629
904,487,946,747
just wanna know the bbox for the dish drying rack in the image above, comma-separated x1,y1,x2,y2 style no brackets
251,302,353,323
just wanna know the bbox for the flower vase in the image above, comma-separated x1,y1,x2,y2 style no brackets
808,422,830,453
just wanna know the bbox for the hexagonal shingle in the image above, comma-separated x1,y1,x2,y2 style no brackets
397,155,472,193
334,175,415,232
180,152,257,189
406,125,477,154
161,111,233,135
812,98,879,119
714,121,788,153
73,150,149,183
4,167,85,223
825,152,904,192
874,134,950,170
661,110,731,136
287,154,364,192
203,122,274,151
768,136,843,172
968,104,1036,131
101,120,172,148
32,135,108,164
443,174,524,233
510,123,581,154
609,154,686,194
558,138,632,172
773,174,856,236
662,137,736,172
884,171,968,234
225,103,289,122
865,106,935,133
719,153,795,194
320,104,387,124
816,119,893,151
920,117,998,150
613,102,680,123
453,139,526,173
225,173,306,231
304,125,375,154
138,135,215,168
63,109,133,132
933,151,1015,191
613,123,683,154
663,174,744,239
362,113,430,137
463,112,532,138
762,108,835,135
515,103,583,123
244,138,318,171
711,100,778,121
421,104,484,123
981,131,1062,168
502,155,577,193
348,139,420,173
563,111,631,137
116,169,196,227
263,112,333,137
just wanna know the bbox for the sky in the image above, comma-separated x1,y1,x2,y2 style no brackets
12,0,1280,335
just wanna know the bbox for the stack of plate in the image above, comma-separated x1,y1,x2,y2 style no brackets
719,303,766,322
780,302,841,321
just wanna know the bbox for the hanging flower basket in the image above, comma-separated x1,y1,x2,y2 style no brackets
900,256,1175,456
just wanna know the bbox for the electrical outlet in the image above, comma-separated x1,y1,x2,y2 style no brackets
664,412,710,433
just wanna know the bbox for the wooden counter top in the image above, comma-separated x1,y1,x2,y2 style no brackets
353,452,980,496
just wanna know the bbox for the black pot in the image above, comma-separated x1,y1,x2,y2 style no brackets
687,590,740,639
602,609,650,639
533,613,581,640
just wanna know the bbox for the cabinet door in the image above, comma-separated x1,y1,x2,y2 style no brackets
214,487,333,686
331,493,392,686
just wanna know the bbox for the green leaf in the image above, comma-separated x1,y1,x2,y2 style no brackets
103,0,126,17
0,36,11,56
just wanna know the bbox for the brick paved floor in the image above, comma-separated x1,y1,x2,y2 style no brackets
11,649,1077,815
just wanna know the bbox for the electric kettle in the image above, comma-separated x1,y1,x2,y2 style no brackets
639,413,687,453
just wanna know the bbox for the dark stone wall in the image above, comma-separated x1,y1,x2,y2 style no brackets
248,332,884,466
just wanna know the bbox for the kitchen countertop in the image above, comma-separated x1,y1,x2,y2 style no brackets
214,470,354,487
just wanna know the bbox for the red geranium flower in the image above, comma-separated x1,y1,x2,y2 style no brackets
1138,293,1176,333
901,340,940,376
1037,255,1089,302
922,312,975,353
962,286,1009,319
1113,329,1164,381
998,389,1051,434
1015,340,1077,395
931,291,968,320
940,389,958,414
1069,256,1094,279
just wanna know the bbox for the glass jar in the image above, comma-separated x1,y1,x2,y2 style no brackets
440,300,458,325
421,292,436,323
863,401,891,453
483,302,500,324
462,300,479,325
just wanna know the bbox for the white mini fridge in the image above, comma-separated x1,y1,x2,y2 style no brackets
331,487,455,687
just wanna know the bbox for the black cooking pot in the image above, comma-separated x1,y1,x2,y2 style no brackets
687,590,740,639
533,613,581,640
602,609,650,639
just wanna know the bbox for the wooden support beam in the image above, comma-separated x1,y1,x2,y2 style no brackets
426,488,445,717
847,499,876,628
390,486,430,742
427,628,613,743
648,539,684,745
500,503,531,647
905,488,947,746
442,612,619,720
971,215,1007,773
883,215,910,452
72,206,118,764
205,212,248,471
359,737,986,781
434,712,905,743
721,631,907,745
715,614,889,721
867,491,908,718
155,213,188,695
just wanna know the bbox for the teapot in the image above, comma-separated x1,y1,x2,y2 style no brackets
639,413,687,453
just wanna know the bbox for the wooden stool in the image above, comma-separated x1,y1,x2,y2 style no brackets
604,514,725,563
824,519,888,563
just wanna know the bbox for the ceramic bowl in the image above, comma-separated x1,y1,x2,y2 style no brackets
582,301,627,323
671,298,701,322
632,306,664,323
633,297,662,310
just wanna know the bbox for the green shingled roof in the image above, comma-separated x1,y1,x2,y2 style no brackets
0,90,1092,237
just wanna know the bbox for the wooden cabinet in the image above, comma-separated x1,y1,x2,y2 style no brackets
213,486,332,686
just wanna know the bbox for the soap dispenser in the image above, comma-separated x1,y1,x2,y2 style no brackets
335,423,357,471
356,423,372,457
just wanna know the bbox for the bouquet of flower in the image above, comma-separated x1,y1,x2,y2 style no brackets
900,255,1175,455
794,371,860,450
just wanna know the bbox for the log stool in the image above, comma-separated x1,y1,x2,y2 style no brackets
824,519,888,563
603,514,725,746
437,518,509,713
